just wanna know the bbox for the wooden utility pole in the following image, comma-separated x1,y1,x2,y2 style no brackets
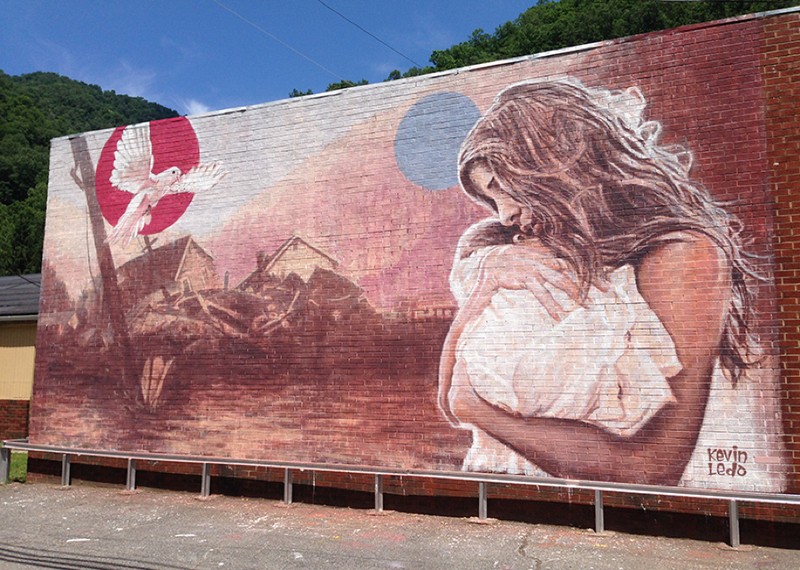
69,135,139,401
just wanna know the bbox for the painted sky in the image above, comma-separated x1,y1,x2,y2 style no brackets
0,0,535,115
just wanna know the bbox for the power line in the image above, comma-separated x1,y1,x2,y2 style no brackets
211,0,345,81
15,274,40,288
315,0,422,67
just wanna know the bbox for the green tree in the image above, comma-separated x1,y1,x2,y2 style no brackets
289,88,314,98
0,69,178,276
430,29,499,70
295,1,799,88
0,181,47,275
325,79,369,92
442,0,799,67
7,1,800,275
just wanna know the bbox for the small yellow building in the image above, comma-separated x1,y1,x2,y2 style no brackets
0,274,39,440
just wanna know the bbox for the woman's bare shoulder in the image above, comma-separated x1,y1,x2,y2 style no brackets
636,231,731,366
642,231,727,271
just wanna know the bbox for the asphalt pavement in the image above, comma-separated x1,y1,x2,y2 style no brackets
1,481,799,569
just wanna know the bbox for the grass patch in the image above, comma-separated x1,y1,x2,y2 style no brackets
9,451,27,483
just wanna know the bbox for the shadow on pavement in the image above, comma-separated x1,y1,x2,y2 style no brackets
0,545,193,570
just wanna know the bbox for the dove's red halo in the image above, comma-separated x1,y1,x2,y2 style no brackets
96,117,200,236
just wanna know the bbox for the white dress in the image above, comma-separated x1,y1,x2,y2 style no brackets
447,239,787,491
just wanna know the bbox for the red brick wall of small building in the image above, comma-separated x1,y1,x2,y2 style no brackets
0,400,29,440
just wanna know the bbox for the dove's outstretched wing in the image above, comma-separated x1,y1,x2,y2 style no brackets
170,162,226,194
110,124,154,193
107,191,153,246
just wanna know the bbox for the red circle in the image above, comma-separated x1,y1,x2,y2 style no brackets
96,117,200,235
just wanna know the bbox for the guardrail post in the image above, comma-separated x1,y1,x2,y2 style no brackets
478,481,488,520
61,454,72,487
0,447,10,484
594,490,605,533
126,458,137,491
283,468,293,505
201,463,212,498
374,474,384,512
729,500,740,548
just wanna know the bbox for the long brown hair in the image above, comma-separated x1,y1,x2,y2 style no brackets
458,79,759,382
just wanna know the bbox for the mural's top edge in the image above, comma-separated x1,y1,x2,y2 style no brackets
738,4,800,19
50,5,800,144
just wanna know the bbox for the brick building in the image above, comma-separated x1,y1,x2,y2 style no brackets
0,274,39,441
8,7,800,537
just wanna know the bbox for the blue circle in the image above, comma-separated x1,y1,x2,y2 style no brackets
394,92,481,191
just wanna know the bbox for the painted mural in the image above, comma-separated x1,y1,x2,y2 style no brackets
438,80,783,488
32,24,790,494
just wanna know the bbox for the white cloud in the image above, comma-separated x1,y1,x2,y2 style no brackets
19,33,174,110
159,36,201,60
25,39,165,105
410,16,456,53
105,60,158,99
373,61,399,75
181,98,212,116
30,37,78,76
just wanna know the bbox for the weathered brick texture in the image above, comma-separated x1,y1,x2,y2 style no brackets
763,11,800,495
0,400,29,440
26,9,800,524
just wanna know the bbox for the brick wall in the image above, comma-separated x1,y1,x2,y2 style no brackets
28,8,800,523
0,399,29,440
763,11,800,495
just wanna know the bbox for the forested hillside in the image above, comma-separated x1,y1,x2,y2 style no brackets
0,71,177,275
2,0,797,276
425,0,796,71
307,0,799,92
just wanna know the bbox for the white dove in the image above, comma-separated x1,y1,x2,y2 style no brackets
107,123,225,246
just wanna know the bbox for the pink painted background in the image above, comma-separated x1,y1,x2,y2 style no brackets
30,18,789,494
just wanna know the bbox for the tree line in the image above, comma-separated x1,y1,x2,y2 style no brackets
292,0,798,95
1,0,797,276
0,71,177,275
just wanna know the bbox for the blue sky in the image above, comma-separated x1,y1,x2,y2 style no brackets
0,0,535,115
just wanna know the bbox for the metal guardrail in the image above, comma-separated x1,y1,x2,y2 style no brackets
3,438,800,548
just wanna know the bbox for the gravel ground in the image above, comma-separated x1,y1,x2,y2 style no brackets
1,482,798,570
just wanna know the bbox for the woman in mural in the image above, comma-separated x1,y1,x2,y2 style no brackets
438,79,782,487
